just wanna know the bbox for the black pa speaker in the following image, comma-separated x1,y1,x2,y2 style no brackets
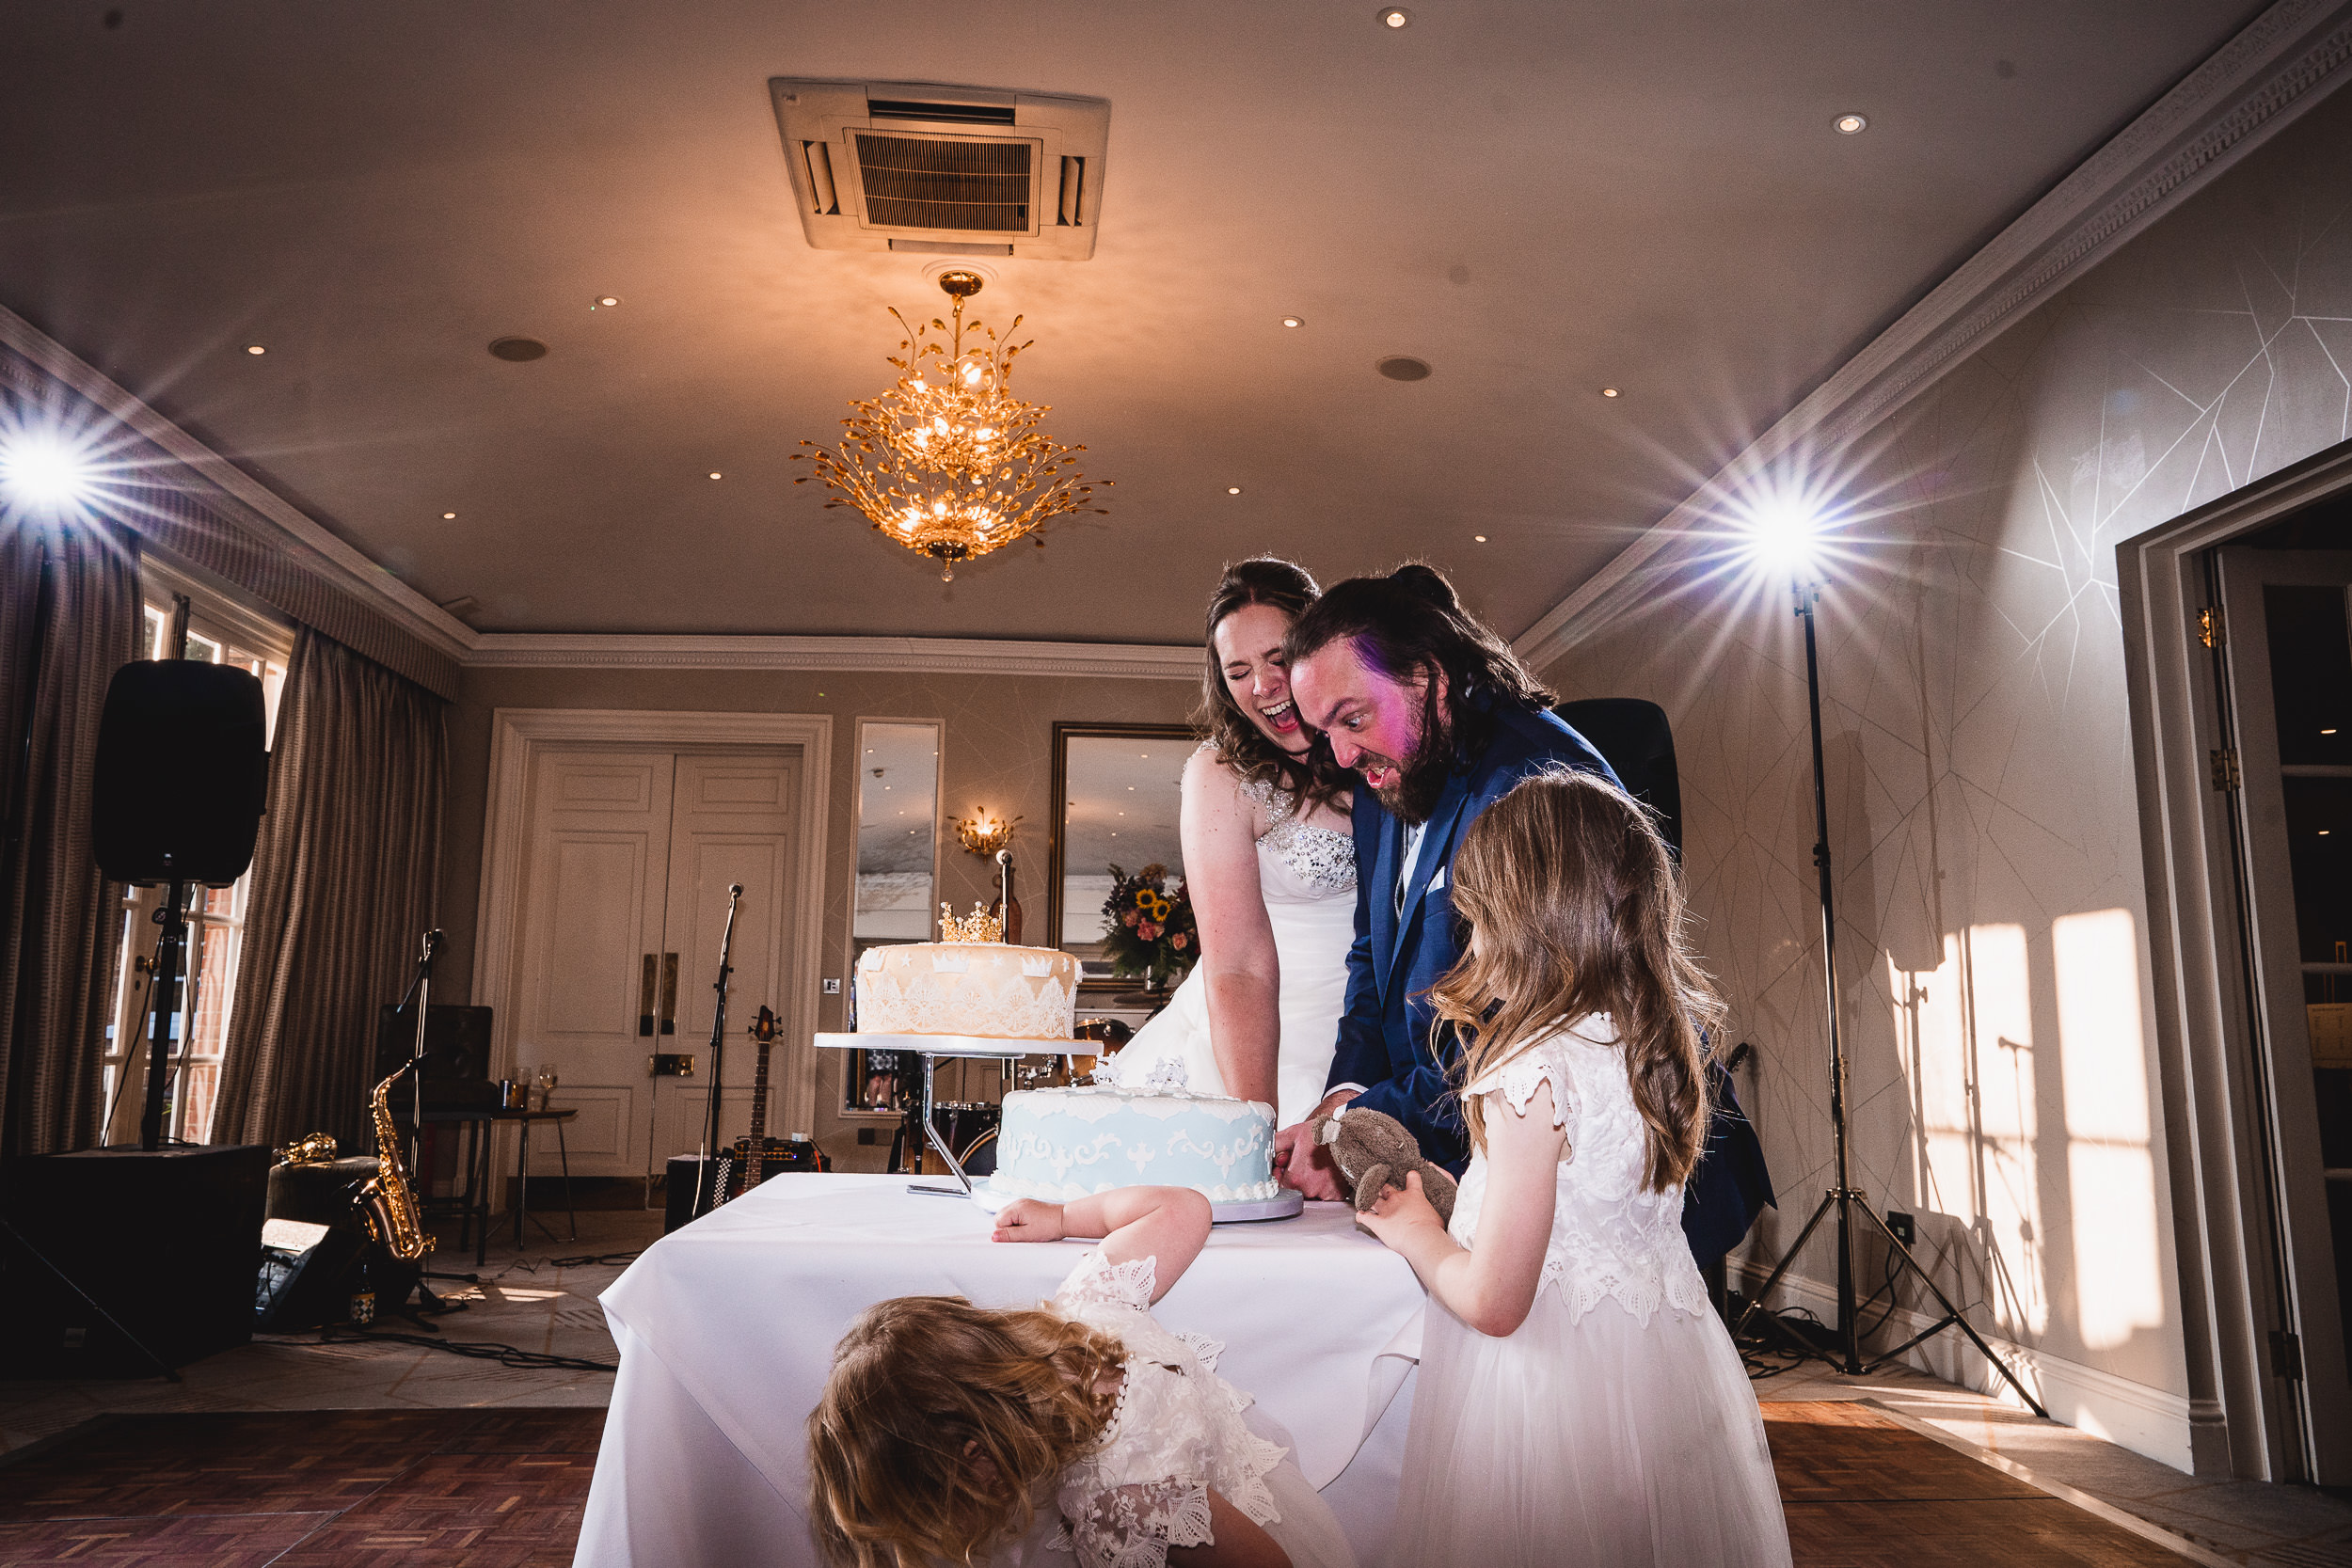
1555,698,1683,862
93,660,269,886
1,1145,270,1376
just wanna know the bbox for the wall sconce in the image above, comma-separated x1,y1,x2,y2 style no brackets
954,811,1021,857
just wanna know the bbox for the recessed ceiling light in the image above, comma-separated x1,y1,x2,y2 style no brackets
1473,534,1487,542
245,344,266,355
1378,6,1411,26
442,511,457,519
1377,356,1433,381
596,295,620,308
1280,316,1305,328
1228,486,1243,495
708,471,723,480
488,337,548,362
1835,113,1868,135
1600,387,1620,398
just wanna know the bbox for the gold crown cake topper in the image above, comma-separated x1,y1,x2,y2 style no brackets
939,902,1004,943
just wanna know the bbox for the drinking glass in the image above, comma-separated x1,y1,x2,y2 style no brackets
532,1064,558,1112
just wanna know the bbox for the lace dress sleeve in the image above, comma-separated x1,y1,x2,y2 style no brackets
1053,1248,1157,1314
1058,1479,1218,1568
1046,1249,1289,1568
1464,1036,1578,1131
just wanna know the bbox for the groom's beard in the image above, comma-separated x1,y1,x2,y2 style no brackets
1362,712,1452,825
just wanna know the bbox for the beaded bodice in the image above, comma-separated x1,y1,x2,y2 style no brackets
1211,746,1356,899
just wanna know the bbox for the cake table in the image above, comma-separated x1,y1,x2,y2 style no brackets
572,1174,1424,1568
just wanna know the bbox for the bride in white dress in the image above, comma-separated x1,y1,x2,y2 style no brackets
1109,560,1357,1130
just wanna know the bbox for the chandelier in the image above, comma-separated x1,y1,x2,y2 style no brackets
793,270,1108,581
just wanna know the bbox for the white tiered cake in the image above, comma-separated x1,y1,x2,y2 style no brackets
990,1083,1280,1204
852,940,1078,1041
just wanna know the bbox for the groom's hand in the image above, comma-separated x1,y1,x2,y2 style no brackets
1273,1118,1346,1202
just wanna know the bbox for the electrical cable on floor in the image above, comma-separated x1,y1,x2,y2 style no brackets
318,1323,618,1373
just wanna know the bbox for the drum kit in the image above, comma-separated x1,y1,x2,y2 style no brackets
888,1040,1113,1178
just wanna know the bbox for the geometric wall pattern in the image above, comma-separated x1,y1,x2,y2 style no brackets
1542,81,2352,1469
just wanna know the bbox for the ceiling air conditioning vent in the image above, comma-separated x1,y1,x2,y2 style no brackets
771,78,1108,261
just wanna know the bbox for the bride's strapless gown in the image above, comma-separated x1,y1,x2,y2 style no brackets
1108,774,1357,1129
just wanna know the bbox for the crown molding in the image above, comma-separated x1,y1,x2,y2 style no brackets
0,305,477,663
1515,0,2352,670
464,631,1202,680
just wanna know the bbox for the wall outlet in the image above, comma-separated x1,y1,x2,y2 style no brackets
1884,1210,1916,1248
822,977,842,995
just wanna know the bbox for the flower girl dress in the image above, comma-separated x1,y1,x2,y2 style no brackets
1391,1015,1792,1568
1014,1250,1358,1568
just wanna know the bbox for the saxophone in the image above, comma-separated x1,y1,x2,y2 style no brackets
357,1068,435,1261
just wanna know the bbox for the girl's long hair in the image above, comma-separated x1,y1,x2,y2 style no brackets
806,1295,1126,1568
1197,557,1349,813
1428,768,1722,1190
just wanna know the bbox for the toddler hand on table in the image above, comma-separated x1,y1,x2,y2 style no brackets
988,1186,1212,1303
991,1197,1070,1243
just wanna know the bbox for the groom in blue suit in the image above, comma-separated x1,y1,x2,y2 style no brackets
1271,564,1618,1191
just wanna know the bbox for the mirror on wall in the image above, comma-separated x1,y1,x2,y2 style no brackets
1047,723,1194,985
846,719,941,1114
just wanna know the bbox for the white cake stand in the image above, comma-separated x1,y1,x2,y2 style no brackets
813,1033,1305,1222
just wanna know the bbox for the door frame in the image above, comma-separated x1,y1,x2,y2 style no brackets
472,708,835,1151
2119,436,2352,1481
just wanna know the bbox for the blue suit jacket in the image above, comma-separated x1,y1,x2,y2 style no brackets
1326,696,1617,1176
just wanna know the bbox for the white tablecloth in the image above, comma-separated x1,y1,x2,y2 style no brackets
575,1174,1426,1567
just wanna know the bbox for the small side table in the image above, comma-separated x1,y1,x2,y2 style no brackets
485,1106,579,1250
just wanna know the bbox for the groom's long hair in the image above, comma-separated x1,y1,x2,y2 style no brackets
1280,562,1554,767
1429,769,1720,1191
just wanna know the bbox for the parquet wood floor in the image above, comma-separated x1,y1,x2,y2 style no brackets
1764,1402,2201,1566
0,1409,599,1567
0,1402,2207,1565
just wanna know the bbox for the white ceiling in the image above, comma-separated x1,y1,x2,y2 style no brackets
0,0,2266,643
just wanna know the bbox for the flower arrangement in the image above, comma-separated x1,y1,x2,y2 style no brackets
1098,863,1199,985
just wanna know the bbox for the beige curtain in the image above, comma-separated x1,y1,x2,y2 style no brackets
215,627,446,1149
0,518,141,1158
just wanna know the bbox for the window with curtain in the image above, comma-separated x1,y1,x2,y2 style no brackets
99,563,291,1145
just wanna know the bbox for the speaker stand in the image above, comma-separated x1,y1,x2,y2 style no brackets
136,878,191,1153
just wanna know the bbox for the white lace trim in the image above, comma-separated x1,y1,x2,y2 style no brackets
1048,1249,1287,1568
1453,1018,1712,1330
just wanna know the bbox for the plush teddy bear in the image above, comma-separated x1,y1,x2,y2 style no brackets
1309,1105,1459,1230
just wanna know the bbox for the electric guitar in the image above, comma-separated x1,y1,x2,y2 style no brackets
722,1006,823,1196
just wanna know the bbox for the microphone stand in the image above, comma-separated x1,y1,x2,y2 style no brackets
386,929,472,1305
691,885,744,1220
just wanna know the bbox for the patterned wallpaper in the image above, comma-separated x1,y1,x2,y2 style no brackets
1543,81,2352,1464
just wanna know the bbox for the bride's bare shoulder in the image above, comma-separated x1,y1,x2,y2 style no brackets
1184,743,1274,832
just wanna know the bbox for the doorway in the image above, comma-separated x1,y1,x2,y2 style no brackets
2122,448,2352,1483
471,710,832,1194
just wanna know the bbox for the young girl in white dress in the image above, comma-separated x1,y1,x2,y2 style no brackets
1359,769,1792,1568
807,1185,1356,1568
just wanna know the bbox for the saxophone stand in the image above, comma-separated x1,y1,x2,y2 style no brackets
688,885,744,1222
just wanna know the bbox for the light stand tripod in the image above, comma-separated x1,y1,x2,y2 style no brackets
1731,580,2048,1419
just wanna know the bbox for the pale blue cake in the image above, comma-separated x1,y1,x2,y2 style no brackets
988,1083,1279,1204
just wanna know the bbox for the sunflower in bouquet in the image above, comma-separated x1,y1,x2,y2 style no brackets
1099,863,1199,984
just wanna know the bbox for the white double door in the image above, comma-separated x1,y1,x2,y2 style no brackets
506,745,803,1179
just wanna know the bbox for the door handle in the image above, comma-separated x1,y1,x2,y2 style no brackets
660,953,679,1036
639,953,658,1037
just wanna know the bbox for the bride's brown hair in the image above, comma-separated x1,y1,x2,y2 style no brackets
807,1295,1126,1568
1198,558,1349,813
1428,768,1722,1190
